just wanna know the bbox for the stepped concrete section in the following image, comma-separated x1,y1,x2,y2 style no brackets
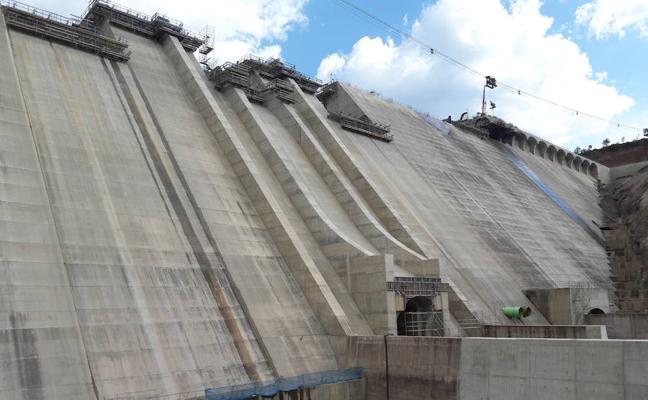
0,1,640,399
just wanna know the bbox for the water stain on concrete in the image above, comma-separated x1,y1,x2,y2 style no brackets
9,311,44,398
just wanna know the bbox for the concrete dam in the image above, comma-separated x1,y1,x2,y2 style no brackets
1,1,647,399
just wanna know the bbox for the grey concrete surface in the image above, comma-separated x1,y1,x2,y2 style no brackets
325,83,610,324
525,287,610,325
586,313,648,339
0,13,96,400
0,2,624,398
346,335,648,400
345,336,461,400
460,337,648,400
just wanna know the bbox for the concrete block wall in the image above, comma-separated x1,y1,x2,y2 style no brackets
344,336,461,400
346,335,648,400
586,313,648,339
348,255,397,334
460,337,648,400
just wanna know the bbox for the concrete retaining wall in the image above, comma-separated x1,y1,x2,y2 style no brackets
460,337,648,400
586,313,648,339
345,335,648,400
344,336,461,400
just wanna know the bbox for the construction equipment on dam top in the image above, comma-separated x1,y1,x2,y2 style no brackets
81,0,203,51
1,0,130,60
209,55,323,105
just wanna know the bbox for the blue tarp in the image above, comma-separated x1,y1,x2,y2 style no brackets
205,367,363,400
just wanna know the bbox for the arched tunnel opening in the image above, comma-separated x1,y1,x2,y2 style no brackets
397,296,443,336
589,163,599,178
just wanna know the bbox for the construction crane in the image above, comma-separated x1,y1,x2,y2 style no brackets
481,75,497,114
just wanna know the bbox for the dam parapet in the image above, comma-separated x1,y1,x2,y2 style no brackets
452,114,604,178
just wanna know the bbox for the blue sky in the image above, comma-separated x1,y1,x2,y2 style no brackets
544,1,648,124
280,0,648,150
280,1,428,76
27,0,648,150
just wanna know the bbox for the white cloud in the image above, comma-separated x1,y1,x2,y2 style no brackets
317,0,634,148
576,0,648,38
318,53,347,81
123,0,308,61
29,0,308,63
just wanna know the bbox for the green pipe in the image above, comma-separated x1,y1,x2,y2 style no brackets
502,306,531,319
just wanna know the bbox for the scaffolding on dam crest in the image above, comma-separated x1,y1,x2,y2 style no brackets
209,55,323,104
0,0,130,60
80,0,203,51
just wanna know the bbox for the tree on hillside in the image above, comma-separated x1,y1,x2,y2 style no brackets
602,138,610,147
574,147,581,154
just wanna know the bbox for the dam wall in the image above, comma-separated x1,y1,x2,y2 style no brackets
0,10,96,400
318,83,610,324
0,1,619,398
0,7,353,399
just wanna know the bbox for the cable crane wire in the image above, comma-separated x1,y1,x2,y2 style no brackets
334,0,645,134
